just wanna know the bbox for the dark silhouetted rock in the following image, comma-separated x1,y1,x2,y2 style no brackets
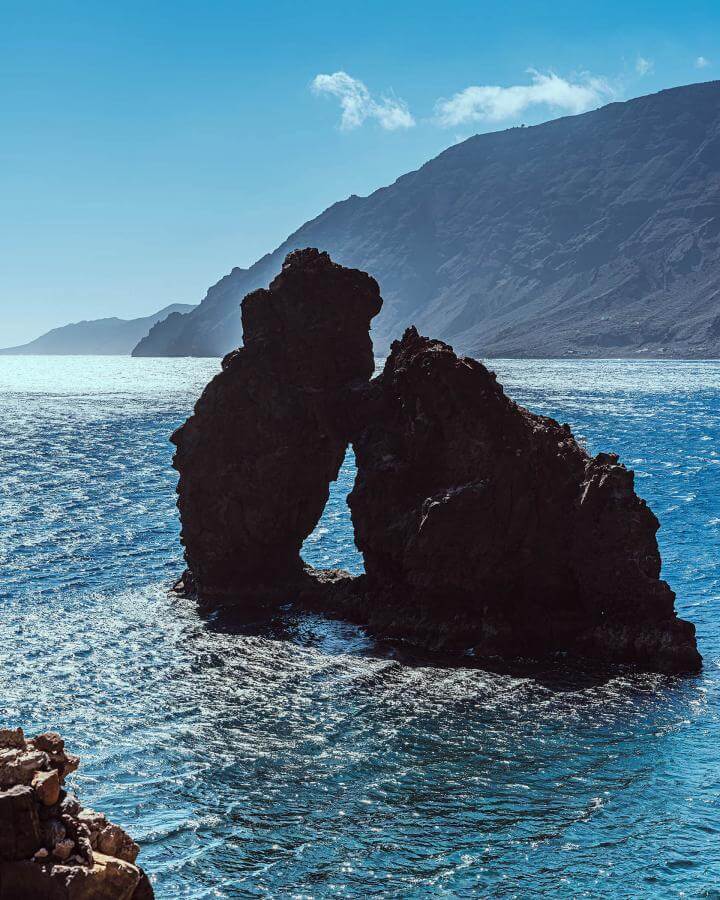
171,249,382,600
173,254,700,674
343,327,701,673
0,786,42,860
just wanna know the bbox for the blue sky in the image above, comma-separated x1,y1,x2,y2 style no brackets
1,0,718,344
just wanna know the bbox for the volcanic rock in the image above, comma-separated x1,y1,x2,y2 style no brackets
96,824,139,864
0,854,142,900
344,327,701,673
0,786,42,860
0,727,153,898
0,730,25,750
173,253,701,674
171,248,382,601
52,838,74,861
32,733,64,757
0,750,49,789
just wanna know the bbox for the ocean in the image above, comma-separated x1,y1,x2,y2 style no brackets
1,355,718,898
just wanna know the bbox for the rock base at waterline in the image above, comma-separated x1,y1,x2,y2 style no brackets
171,251,701,676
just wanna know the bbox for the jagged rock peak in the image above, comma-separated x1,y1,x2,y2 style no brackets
171,255,700,674
231,247,382,386
347,327,701,673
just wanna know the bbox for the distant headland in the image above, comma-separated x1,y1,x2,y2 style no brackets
0,304,195,356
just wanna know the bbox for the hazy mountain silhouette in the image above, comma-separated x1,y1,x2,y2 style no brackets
1,304,196,355
134,81,720,359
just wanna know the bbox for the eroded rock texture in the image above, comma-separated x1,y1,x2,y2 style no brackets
171,248,382,600
173,251,700,674
0,728,153,899
345,327,701,673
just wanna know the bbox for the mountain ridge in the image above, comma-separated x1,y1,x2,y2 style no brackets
133,80,720,359
1,303,196,355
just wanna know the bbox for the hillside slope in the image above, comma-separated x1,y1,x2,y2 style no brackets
134,81,720,359
2,304,195,355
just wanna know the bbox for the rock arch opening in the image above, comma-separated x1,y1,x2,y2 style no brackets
301,444,364,575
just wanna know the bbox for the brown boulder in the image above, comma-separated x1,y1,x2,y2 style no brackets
0,731,153,898
52,838,75,861
0,730,25,750
32,769,60,807
0,853,142,899
32,733,64,756
0,750,50,788
96,825,138,864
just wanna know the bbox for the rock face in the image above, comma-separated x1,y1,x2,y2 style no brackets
345,327,701,673
138,81,720,360
0,728,152,899
171,248,382,600
173,251,701,674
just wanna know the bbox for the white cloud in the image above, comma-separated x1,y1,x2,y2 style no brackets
434,70,615,128
696,56,711,69
636,56,653,76
311,71,415,131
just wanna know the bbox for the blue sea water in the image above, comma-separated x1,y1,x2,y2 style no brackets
1,355,719,898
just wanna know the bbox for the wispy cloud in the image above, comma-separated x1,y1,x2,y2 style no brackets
635,56,653,76
434,70,615,127
695,56,711,69
311,72,415,131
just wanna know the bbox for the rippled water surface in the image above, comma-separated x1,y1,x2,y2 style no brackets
1,356,719,898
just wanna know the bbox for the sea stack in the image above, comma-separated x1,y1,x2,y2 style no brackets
171,248,382,601
0,727,153,899
172,250,701,674
346,327,701,674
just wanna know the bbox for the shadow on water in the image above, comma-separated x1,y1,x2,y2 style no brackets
195,597,693,694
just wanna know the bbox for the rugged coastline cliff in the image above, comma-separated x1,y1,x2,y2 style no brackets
139,81,720,360
171,250,701,674
0,728,152,899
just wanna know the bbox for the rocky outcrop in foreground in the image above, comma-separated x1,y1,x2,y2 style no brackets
172,250,701,674
0,728,152,899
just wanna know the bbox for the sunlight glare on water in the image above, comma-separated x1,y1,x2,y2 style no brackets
1,355,719,898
